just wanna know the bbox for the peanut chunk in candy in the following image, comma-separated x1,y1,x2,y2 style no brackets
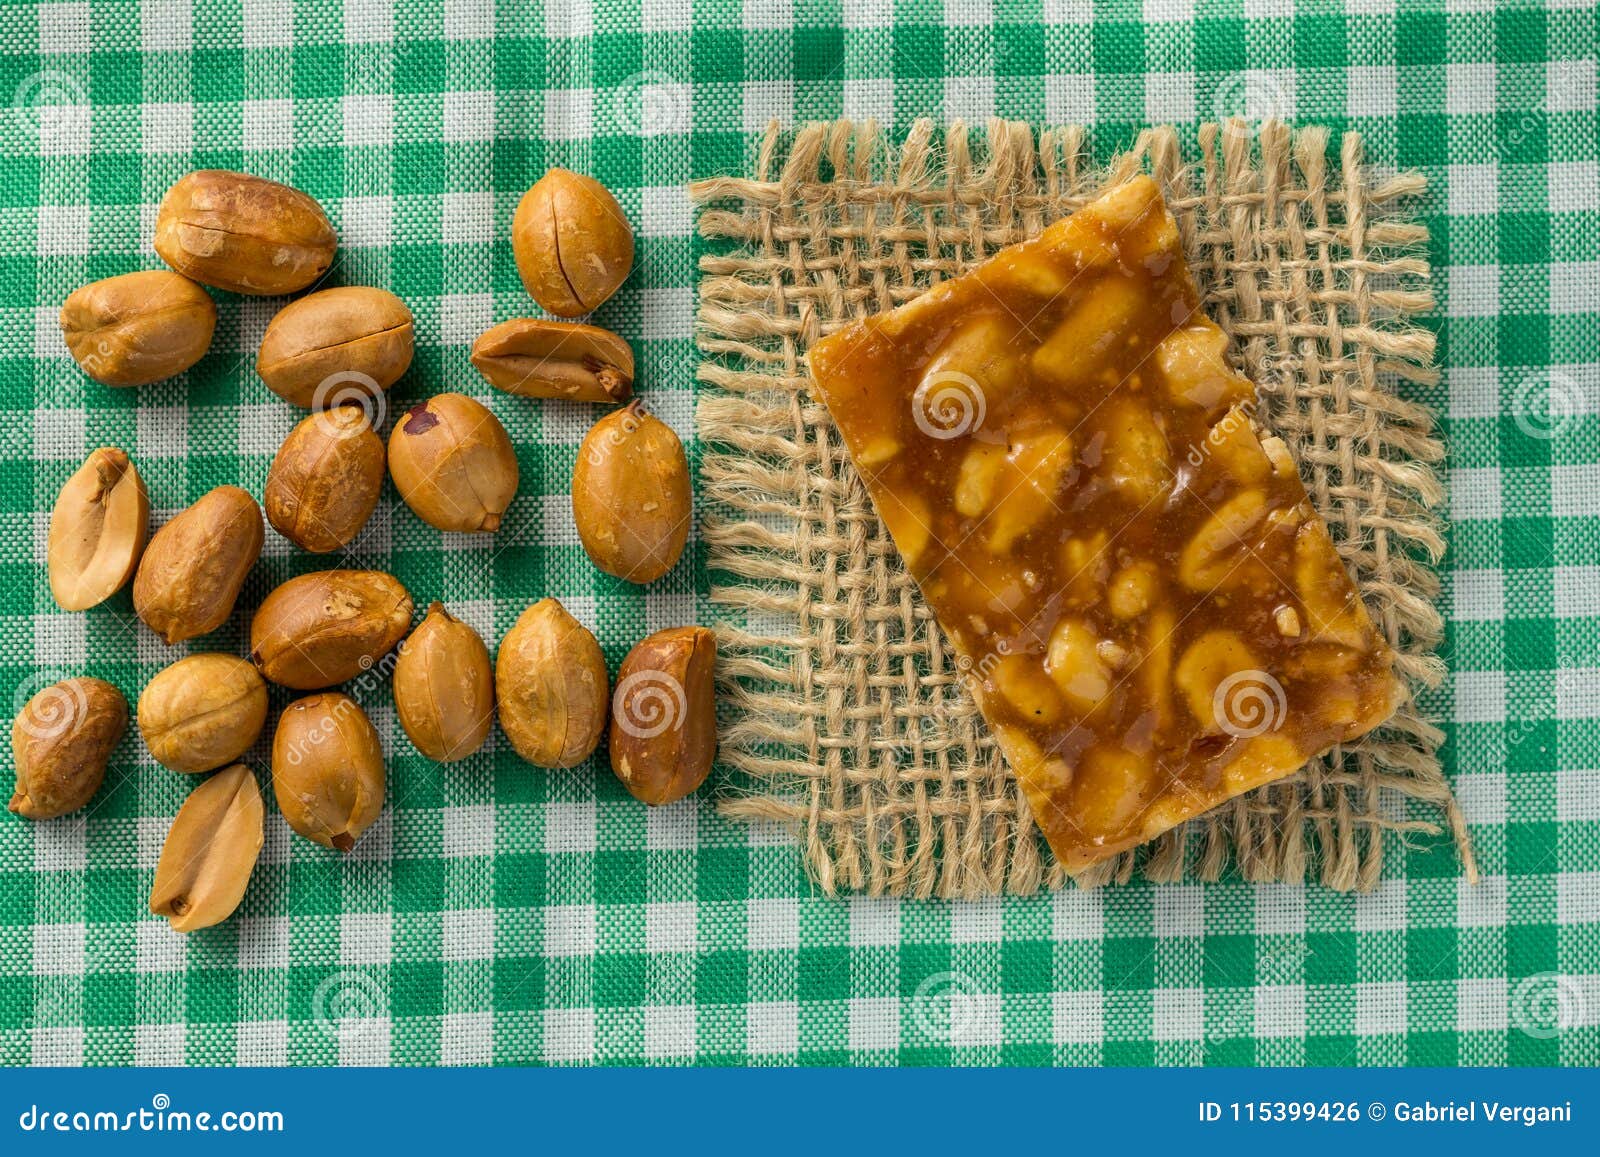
806,176,1405,873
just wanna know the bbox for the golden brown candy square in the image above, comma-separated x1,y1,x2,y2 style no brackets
807,176,1405,873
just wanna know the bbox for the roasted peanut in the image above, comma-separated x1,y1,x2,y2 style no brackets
9,677,126,820
511,169,634,317
271,692,385,851
495,598,607,768
60,270,215,387
1045,618,1113,713
393,602,493,762
1174,629,1260,733
388,393,519,533
149,763,264,933
250,570,412,690
256,286,414,408
571,403,690,583
1155,324,1253,412
133,486,264,645
154,170,336,295
48,447,149,612
1177,488,1267,593
470,318,633,403
137,654,268,773
608,626,716,806
264,406,385,553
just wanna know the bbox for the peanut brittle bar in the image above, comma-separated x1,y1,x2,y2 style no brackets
806,176,1406,873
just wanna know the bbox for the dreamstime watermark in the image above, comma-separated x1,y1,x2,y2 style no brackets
1212,669,1288,739
12,671,87,742
1506,58,1590,151
1185,398,1259,468
277,651,397,768
13,69,88,143
911,970,984,1043
612,71,690,137
1510,972,1587,1040
16,1093,283,1134
583,401,646,466
1510,368,1590,441
310,369,389,433
1213,71,1292,130
912,371,987,440
311,969,388,1043
612,669,687,740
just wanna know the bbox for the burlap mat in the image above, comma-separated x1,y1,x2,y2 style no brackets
691,119,1476,898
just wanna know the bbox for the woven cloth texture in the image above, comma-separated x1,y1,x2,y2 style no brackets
697,117,1473,898
0,0,1597,1067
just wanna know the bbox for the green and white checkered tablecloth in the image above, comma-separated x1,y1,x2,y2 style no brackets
0,0,1596,1066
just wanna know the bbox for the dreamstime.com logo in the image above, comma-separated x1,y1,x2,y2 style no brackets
612,669,687,740
1212,669,1288,739
1510,972,1587,1041
912,371,987,440
16,1093,284,1134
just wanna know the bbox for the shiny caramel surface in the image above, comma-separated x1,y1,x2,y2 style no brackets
807,177,1405,872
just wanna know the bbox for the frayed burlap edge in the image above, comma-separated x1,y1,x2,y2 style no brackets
692,119,1476,897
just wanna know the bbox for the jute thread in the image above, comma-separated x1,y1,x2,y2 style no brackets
693,119,1476,898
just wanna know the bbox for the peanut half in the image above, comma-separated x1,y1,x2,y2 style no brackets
48,447,149,612
609,626,717,806
149,764,264,933
470,317,634,403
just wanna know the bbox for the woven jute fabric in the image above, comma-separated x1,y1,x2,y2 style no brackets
693,118,1476,899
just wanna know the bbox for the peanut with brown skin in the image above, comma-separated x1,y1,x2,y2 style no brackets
387,393,519,534
470,318,633,403
133,486,264,645
494,598,608,768
149,764,264,933
272,692,385,851
250,570,413,690
609,626,717,806
10,677,127,820
256,286,414,408
48,447,149,612
60,270,216,387
154,170,336,295
264,406,385,553
511,169,634,317
571,403,691,583
393,603,494,762
137,654,268,773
